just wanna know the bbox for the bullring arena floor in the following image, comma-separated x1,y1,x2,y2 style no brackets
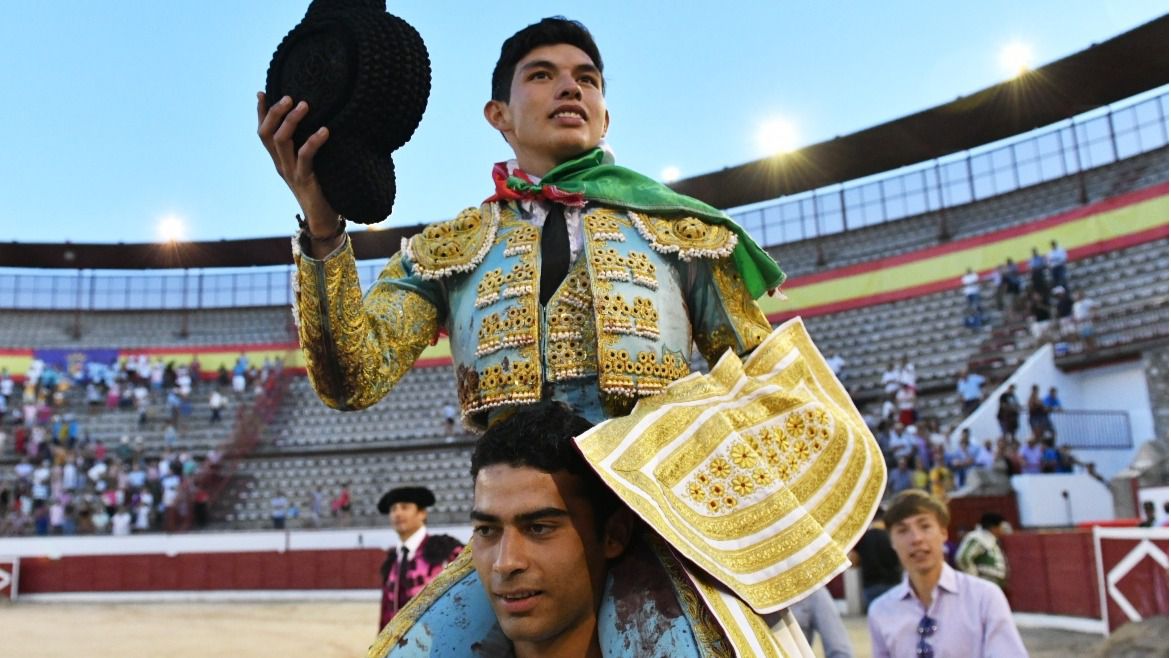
1,600,1105,657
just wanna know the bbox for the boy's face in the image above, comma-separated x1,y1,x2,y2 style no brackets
484,43,609,174
889,511,948,577
471,464,625,655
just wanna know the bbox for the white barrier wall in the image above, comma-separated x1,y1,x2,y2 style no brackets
0,524,475,559
953,344,1153,480
1013,473,1115,527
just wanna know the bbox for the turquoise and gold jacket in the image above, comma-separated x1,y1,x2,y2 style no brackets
293,201,774,428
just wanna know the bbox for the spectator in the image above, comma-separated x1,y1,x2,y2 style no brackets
1028,246,1048,296
1047,239,1068,288
232,355,248,397
784,586,854,658
271,491,289,530
307,488,325,528
1026,385,1050,441
910,458,929,492
849,507,903,612
961,267,983,327
1053,286,1074,337
999,258,1022,316
209,389,226,424
1018,436,1043,474
898,357,917,392
1043,386,1063,413
956,367,985,416
1072,290,1097,349
974,439,996,470
881,362,901,397
867,491,1027,658
1138,501,1158,528
188,355,202,391
888,458,913,496
887,424,915,464
947,430,980,488
331,482,352,526
955,513,1010,589
163,424,178,449
928,446,954,500
986,265,1003,311
880,393,897,425
895,384,917,427
377,486,463,628
1040,439,1063,473
997,385,1020,441
216,364,231,389
1028,290,1052,340
111,505,133,536
442,400,457,438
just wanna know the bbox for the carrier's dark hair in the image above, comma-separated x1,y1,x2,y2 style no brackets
491,17,604,102
471,403,619,532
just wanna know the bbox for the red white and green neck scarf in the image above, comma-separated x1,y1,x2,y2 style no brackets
486,148,785,298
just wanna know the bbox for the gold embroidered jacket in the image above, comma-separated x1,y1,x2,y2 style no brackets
293,202,774,427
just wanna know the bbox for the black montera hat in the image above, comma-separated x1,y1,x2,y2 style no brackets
265,0,430,223
377,486,436,514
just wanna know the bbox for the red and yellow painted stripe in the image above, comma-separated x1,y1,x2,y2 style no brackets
2,185,1164,376
759,183,1168,321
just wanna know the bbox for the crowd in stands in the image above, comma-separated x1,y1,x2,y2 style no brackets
961,240,1097,346
869,357,1091,501
0,353,282,537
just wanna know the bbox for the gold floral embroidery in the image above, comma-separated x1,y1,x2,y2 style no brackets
461,356,541,417
406,206,497,279
546,263,597,382
630,213,738,261
295,244,437,411
626,251,658,290
680,404,832,516
475,305,536,358
474,269,504,309
583,212,626,242
504,224,538,257
598,348,690,398
593,246,632,283
501,261,536,300
597,293,660,340
710,258,772,351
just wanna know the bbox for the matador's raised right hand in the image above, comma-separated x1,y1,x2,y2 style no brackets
256,91,344,257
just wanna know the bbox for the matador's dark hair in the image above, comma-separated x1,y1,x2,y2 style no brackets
491,16,604,102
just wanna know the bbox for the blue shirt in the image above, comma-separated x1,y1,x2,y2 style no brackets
868,564,1027,658
956,374,985,401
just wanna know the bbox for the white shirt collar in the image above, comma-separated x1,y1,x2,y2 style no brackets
400,525,427,559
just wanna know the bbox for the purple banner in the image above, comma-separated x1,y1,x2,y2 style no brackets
33,348,120,378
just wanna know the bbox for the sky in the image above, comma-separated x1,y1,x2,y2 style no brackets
0,1,1166,245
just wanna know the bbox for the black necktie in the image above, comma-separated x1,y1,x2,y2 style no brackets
396,546,410,605
540,204,570,305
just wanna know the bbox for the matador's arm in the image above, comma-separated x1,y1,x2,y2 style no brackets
293,235,442,410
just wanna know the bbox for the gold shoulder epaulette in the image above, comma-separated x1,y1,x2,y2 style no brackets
405,205,499,280
630,212,738,261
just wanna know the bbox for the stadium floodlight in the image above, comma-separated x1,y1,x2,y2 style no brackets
999,40,1033,78
757,117,799,157
660,166,682,183
157,215,187,243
